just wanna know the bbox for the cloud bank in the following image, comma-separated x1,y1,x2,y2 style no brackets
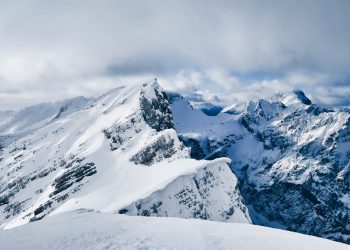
0,0,350,109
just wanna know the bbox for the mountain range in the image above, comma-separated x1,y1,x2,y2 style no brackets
0,80,349,248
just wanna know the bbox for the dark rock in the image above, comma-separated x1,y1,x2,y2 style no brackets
130,135,176,166
51,161,96,196
293,90,312,105
140,85,174,132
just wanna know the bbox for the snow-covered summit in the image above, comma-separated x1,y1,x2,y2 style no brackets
1,81,350,245
170,89,350,244
0,80,250,230
221,102,246,115
271,89,312,107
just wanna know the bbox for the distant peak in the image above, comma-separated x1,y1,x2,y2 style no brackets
271,89,312,107
293,90,312,105
142,78,159,87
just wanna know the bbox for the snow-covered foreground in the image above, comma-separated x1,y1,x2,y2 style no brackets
0,210,348,250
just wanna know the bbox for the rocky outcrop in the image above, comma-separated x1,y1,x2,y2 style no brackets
119,159,251,223
140,81,174,132
130,131,189,166
0,81,249,231
171,90,350,244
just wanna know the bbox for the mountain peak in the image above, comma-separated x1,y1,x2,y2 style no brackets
293,89,312,105
271,89,312,107
0,80,251,230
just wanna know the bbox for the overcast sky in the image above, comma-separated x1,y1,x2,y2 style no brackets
1,0,350,110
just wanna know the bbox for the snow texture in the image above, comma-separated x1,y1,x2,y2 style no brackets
0,80,250,231
0,209,348,250
170,90,350,244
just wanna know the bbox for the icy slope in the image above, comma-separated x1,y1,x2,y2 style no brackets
170,90,350,243
0,96,93,148
0,81,250,229
0,209,348,250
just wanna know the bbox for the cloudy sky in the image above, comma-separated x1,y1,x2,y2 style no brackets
1,0,350,110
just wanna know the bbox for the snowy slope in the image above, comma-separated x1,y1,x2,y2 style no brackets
168,92,249,160
0,209,348,250
170,90,350,244
0,80,250,230
0,96,93,148
0,111,15,127
3,82,350,246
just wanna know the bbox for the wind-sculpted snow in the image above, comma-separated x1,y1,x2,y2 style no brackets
171,90,350,244
0,80,250,231
0,96,93,149
1,210,348,250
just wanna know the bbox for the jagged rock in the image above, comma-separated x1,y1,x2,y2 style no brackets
140,82,174,132
170,90,350,244
0,81,248,232
130,131,189,166
119,159,251,223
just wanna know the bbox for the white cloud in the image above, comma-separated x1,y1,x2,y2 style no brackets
1,0,350,109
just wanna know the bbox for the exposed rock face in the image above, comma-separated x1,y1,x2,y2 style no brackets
0,81,250,230
235,95,350,243
6,81,349,243
0,151,97,224
50,161,96,197
130,131,188,166
119,159,251,223
171,91,350,244
178,136,207,160
140,82,174,132
293,90,312,105
103,116,143,151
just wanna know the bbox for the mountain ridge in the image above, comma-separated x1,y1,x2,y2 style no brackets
0,80,250,230
169,88,350,243
1,81,350,244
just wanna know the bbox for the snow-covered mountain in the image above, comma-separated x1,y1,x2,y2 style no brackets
1,80,350,247
169,90,350,244
184,91,224,116
0,209,348,250
0,96,94,149
0,80,250,231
